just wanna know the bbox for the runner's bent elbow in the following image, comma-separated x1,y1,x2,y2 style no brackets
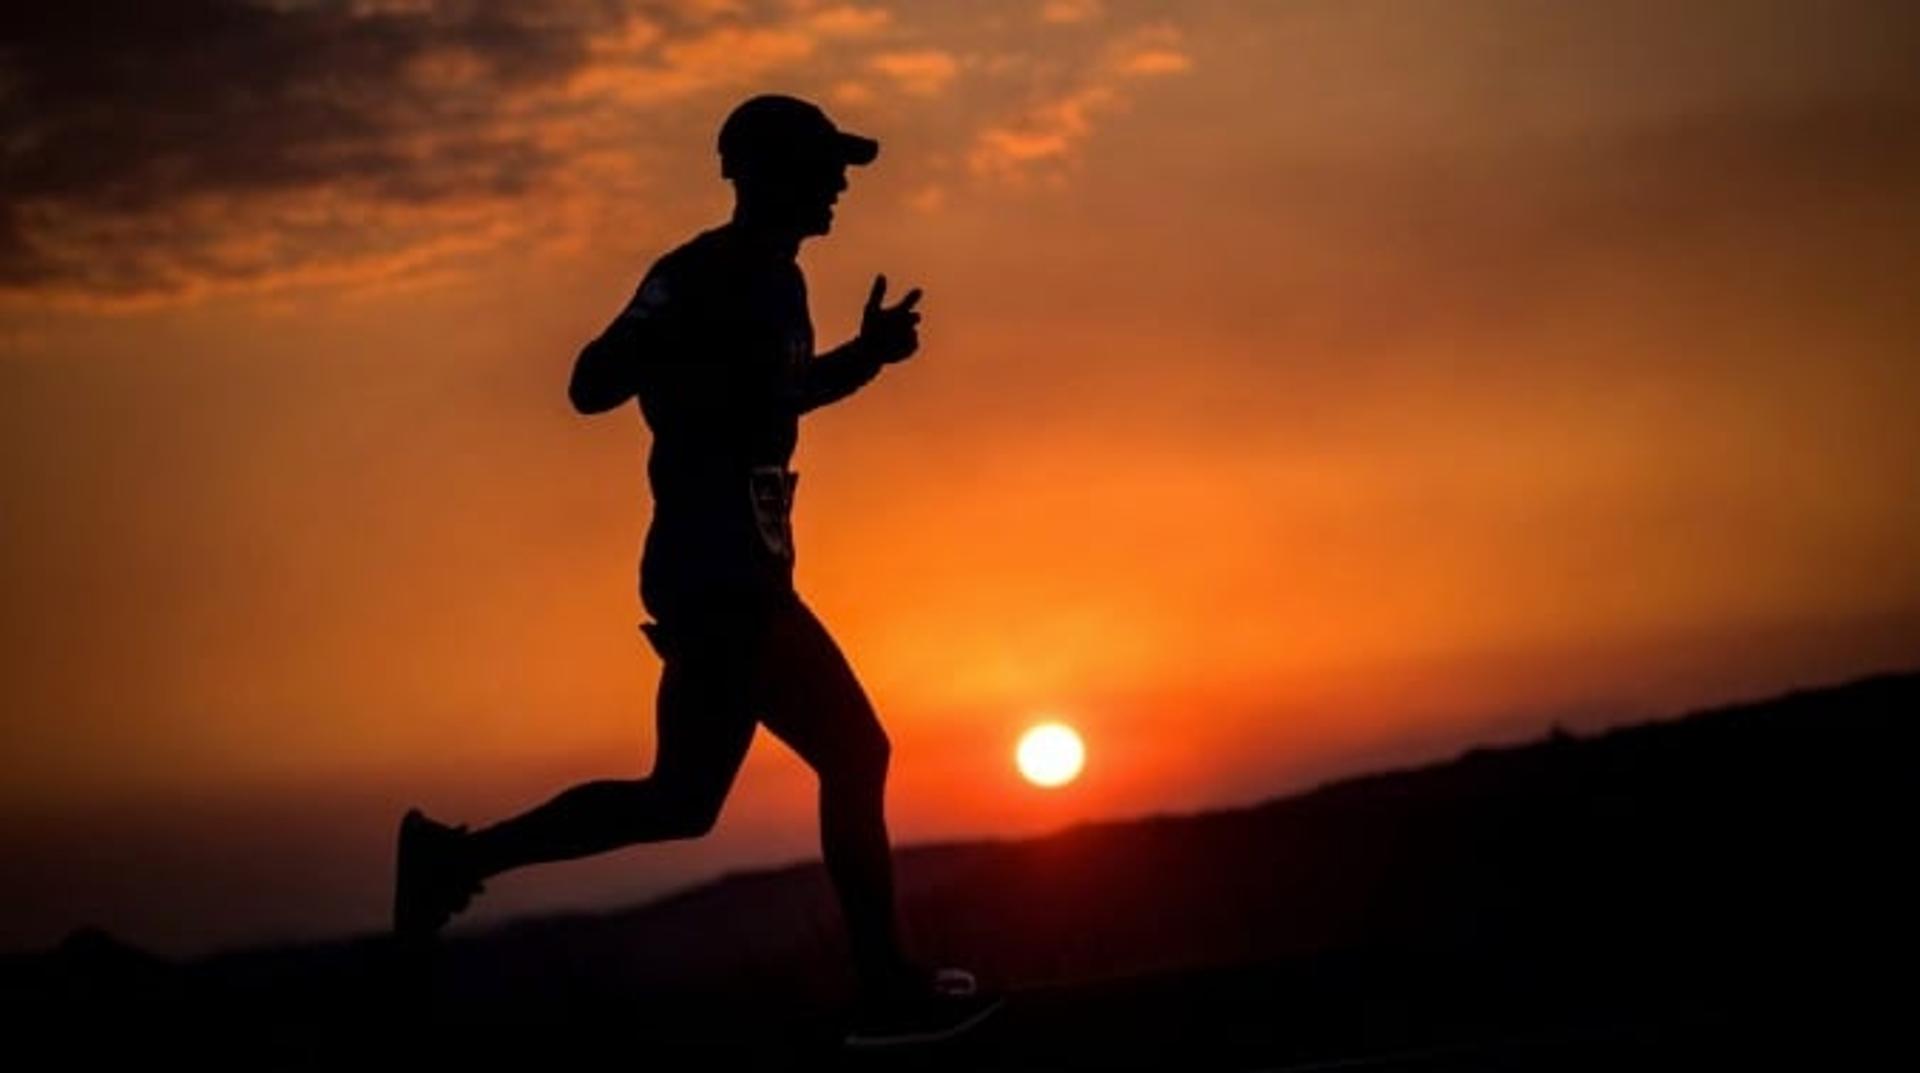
569,336,631,414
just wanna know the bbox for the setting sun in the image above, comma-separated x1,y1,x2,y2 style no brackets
1016,722,1086,788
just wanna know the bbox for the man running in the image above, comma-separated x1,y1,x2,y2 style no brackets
393,94,1000,1046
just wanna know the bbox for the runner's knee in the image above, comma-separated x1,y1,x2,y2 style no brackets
646,776,731,839
824,721,890,789
662,791,726,838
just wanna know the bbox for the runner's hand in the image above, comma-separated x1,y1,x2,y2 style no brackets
859,274,922,365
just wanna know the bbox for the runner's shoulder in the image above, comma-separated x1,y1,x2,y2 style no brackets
637,228,731,313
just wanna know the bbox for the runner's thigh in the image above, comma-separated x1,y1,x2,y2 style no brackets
650,623,759,801
754,598,889,778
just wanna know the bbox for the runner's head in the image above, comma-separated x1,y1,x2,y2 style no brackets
719,94,878,238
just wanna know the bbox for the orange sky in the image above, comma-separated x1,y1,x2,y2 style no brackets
3,0,1918,953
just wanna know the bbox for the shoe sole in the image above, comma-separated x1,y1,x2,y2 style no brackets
842,995,1006,1049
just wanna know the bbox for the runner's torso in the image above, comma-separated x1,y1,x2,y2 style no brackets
625,225,814,616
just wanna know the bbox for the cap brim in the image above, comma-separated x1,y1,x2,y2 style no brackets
837,131,879,166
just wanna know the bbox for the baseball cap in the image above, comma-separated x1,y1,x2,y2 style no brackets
718,94,879,179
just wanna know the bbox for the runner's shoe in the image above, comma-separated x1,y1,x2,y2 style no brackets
844,966,1003,1048
392,808,483,940
929,966,980,996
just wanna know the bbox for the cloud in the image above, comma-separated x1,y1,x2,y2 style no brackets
566,23,819,105
0,0,900,309
869,49,961,96
1117,49,1191,75
805,4,893,38
1110,24,1192,76
905,183,947,213
0,1,602,306
968,87,1118,181
967,21,1190,184
830,79,878,106
0,0,1203,307
1039,0,1103,25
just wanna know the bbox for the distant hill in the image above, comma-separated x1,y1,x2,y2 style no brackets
6,670,1911,1068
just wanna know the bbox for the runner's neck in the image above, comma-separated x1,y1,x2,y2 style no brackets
723,214,803,261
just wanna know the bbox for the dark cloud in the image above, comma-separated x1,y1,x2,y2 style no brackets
0,0,620,300
0,1,1191,306
2,1,593,201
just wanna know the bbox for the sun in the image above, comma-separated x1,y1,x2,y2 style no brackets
1016,721,1085,788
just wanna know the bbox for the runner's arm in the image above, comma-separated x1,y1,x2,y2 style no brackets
794,339,885,413
793,276,921,413
569,317,641,414
569,274,684,415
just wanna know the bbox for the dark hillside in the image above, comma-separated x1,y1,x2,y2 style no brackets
7,671,1910,1069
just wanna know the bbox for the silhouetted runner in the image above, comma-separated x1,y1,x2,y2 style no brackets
393,94,1001,1047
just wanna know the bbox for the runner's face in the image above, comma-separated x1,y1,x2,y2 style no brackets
734,155,850,238
794,158,849,236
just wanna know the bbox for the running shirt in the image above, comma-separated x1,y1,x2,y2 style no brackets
608,224,878,618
